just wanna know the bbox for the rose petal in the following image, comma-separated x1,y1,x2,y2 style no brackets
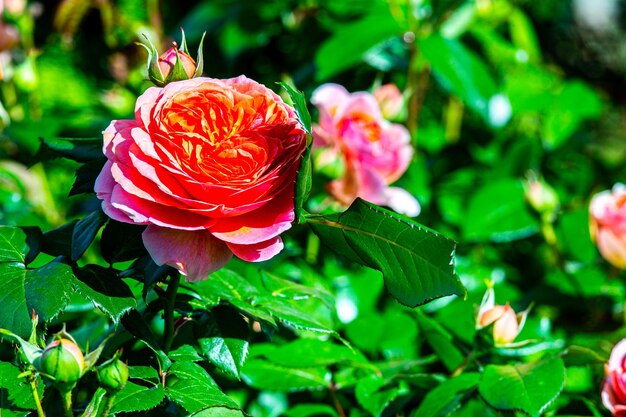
597,228,626,269
609,339,626,372
209,189,295,244
110,184,211,230
226,236,284,262
142,226,233,282
384,187,421,217
94,161,139,224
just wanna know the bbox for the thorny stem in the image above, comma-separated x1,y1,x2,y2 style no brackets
28,373,45,417
163,273,181,353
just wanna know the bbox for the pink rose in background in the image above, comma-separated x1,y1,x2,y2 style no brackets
95,76,307,281
311,83,419,217
603,339,626,416
590,184,626,269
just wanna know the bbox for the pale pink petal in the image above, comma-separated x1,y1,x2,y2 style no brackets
142,226,232,282
384,187,421,217
597,229,626,269
311,84,350,115
94,161,136,224
134,86,163,130
609,339,626,372
103,120,136,159
337,92,382,122
226,236,284,262
602,379,616,413
209,190,295,245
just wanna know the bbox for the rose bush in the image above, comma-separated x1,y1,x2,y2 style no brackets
95,76,307,281
311,83,419,217
589,184,626,269
603,339,626,416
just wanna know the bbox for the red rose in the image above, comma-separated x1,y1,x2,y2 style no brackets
603,339,626,416
95,76,307,280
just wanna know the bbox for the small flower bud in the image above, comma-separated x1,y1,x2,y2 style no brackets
37,338,84,391
97,356,129,393
478,303,520,345
525,177,559,215
139,29,205,87
373,84,404,120
157,46,196,81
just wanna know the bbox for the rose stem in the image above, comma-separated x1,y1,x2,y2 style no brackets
62,390,73,417
329,381,346,417
101,393,118,417
28,373,46,417
163,273,181,353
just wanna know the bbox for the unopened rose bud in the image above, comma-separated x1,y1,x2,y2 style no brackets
97,356,129,393
373,84,404,120
525,177,559,215
478,303,520,345
156,46,196,81
139,29,205,87
37,338,84,391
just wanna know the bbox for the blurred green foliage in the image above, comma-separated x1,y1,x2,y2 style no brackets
1,0,625,416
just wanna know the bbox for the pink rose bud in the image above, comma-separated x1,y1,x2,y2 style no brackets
590,184,626,269
139,29,205,87
525,177,559,214
311,83,419,217
603,339,626,416
478,303,520,345
157,46,196,80
95,76,307,281
373,84,404,120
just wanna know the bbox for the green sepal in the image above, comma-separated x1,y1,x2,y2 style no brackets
0,328,44,365
138,34,165,86
166,48,192,83
194,32,206,78
179,28,189,55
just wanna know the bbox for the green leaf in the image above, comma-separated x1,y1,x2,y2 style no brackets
196,306,250,378
561,346,607,367
315,4,402,80
355,375,400,417
463,178,539,242
416,312,465,372
259,339,366,368
100,220,147,264
278,82,312,135
110,381,166,413
0,226,27,263
283,404,339,417
278,82,313,223
72,265,136,323
80,387,107,417
166,361,239,413
0,362,43,411
34,137,104,163
306,199,464,307
121,309,171,370
41,212,107,261
420,34,497,120
241,358,330,392
411,373,480,417
0,227,76,336
189,406,247,417
71,211,108,261
70,159,106,196
478,357,566,416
